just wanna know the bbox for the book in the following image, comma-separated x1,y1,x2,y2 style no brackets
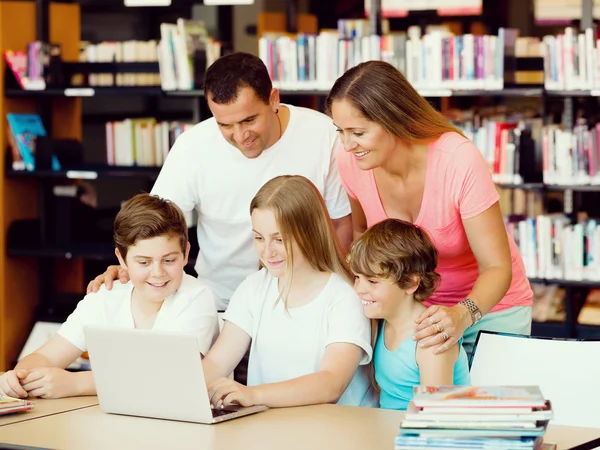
405,400,554,422
412,386,547,409
6,113,61,172
0,395,34,416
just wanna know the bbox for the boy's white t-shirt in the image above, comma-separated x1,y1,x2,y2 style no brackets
223,269,377,408
150,104,350,310
58,273,219,356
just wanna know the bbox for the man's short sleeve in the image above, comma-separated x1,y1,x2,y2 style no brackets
150,130,200,214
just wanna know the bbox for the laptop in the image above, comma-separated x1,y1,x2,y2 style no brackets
84,326,267,424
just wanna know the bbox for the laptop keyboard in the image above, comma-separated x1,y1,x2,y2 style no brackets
212,408,237,417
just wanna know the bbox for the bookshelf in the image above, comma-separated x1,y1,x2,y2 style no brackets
0,1,81,371
3,1,600,371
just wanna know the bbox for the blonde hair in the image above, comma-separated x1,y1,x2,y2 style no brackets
326,61,464,144
347,218,441,391
250,175,352,306
114,193,188,260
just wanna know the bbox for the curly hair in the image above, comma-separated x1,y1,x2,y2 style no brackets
347,219,440,301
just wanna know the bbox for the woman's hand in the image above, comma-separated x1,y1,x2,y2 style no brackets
20,368,78,399
208,377,261,409
413,304,472,354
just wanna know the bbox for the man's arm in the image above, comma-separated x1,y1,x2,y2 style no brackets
332,214,353,253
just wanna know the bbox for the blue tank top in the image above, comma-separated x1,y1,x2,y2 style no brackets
374,321,471,410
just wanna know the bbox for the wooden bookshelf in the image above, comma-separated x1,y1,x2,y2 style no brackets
0,1,81,370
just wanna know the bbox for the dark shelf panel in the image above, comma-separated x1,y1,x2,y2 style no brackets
6,166,161,180
531,321,570,338
5,86,165,97
529,277,600,287
546,90,600,97
8,243,117,261
496,183,545,190
497,183,600,192
545,185,600,192
3,87,549,99
576,324,600,338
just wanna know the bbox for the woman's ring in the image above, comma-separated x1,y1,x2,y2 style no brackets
435,323,443,333
442,332,449,341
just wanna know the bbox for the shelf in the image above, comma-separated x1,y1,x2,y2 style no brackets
496,183,600,192
576,324,600,339
5,86,165,97
529,277,600,287
546,90,600,97
496,183,545,190
531,321,570,338
8,243,117,261
6,166,162,180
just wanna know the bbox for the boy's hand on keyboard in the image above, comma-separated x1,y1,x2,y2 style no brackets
20,367,77,399
208,377,260,409
0,370,28,398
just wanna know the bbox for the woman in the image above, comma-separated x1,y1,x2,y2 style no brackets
326,61,532,359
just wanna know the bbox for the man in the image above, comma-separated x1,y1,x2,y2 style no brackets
87,52,352,311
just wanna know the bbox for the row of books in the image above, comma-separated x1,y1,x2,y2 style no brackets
158,19,222,91
396,386,554,450
77,40,160,87
4,42,62,91
105,119,194,167
455,117,542,186
508,215,600,282
259,25,510,91
542,27,599,91
542,122,600,186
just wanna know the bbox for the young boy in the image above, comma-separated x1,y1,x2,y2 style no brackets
347,219,470,410
0,194,219,399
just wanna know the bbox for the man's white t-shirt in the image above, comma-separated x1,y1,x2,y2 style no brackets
151,104,350,310
223,269,377,408
58,274,219,356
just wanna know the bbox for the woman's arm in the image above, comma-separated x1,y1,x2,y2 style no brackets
349,197,368,241
202,321,251,385
208,342,363,408
414,202,513,353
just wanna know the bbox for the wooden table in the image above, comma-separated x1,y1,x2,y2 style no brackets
1,403,599,450
0,396,98,427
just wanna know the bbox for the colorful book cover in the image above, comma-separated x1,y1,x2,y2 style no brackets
412,386,547,408
6,113,60,171
0,395,34,416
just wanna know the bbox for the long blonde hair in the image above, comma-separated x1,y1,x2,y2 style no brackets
250,175,352,306
326,61,464,144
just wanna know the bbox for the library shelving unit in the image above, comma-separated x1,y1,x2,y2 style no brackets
0,1,83,371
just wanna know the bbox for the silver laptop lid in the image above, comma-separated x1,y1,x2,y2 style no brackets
84,326,215,423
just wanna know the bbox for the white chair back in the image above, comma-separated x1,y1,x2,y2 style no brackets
470,331,600,428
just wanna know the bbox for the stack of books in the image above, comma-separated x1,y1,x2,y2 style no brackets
0,395,34,416
395,386,555,450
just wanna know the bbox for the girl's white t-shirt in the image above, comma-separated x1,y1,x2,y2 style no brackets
223,269,377,407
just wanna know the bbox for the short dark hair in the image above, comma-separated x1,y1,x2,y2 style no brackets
114,193,188,260
203,52,272,104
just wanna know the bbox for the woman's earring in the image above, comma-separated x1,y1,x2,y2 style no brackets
275,108,279,114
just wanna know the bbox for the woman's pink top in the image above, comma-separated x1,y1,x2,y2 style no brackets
338,132,532,312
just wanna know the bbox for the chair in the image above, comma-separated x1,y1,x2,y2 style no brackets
469,331,600,428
